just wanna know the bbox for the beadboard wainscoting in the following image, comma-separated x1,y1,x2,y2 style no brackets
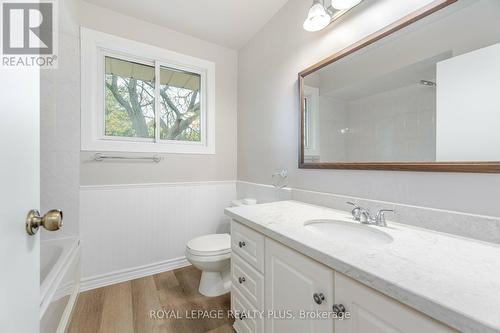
79,181,236,291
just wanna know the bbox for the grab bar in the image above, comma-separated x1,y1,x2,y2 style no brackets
94,153,161,163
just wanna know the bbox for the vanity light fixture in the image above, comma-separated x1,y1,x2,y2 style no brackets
303,0,363,32
331,0,362,10
303,0,331,32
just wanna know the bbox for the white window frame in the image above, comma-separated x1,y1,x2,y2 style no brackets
303,85,320,158
81,28,215,154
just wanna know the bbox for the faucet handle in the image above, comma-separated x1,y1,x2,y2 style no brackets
375,209,394,226
346,202,361,221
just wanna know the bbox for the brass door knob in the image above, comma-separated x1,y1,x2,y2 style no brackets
26,209,63,235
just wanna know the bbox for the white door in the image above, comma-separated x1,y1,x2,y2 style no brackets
265,238,334,333
0,67,41,332
334,272,456,333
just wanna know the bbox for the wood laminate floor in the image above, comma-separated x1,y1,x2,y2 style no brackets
67,266,235,333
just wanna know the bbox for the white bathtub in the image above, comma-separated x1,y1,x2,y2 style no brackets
40,237,80,333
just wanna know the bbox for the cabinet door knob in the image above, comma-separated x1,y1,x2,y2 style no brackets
332,304,346,315
238,241,246,248
238,312,246,320
313,293,325,305
238,276,246,284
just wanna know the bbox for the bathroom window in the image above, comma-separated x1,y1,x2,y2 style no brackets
304,96,310,148
159,66,202,142
81,28,215,154
104,57,156,140
303,85,320,161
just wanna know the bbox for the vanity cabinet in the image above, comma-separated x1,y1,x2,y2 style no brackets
265,238,334,333
230,220,455,333
334,273,456,333
232,220,265,272
231,222,265,333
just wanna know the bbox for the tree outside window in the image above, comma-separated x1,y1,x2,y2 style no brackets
104,56,201,142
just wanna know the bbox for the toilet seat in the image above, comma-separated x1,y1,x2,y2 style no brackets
186,233,230,256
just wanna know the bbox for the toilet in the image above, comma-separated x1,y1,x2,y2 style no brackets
186,199,256,297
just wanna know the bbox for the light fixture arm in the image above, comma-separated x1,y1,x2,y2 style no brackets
311,0,335,15
323,1,336,17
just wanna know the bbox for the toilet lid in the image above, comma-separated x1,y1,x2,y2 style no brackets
187,233,231,256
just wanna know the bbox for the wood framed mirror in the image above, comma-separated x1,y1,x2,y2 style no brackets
299,0,500,173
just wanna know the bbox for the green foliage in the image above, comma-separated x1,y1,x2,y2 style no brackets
105,88,134,137
105,75,155,138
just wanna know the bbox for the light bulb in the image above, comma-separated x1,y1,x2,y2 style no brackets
331,0,362,10
303,2,331,32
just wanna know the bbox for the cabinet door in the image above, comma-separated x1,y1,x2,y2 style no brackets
265,238,334,333
334,273,456,333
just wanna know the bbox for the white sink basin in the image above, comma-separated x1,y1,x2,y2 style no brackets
304,219,393,246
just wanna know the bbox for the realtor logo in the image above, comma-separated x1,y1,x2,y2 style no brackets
1,0,57,67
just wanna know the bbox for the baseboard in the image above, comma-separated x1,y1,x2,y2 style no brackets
80,257,191,291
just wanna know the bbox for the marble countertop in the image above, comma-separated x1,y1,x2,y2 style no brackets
225,200,500,333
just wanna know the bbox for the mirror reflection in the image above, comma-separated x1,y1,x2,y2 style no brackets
302,0,500,163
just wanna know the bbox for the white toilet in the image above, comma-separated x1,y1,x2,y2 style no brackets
186,233,231,297
186,199,256,297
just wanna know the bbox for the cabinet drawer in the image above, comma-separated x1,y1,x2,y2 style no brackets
231,220,265,273
232,253,264,310
232,287,264,333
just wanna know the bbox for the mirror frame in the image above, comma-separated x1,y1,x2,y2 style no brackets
299,0,500,173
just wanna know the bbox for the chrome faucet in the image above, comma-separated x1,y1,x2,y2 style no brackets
346,202,394,227
359,208,372,224
374,209,394,227
346,202,361,221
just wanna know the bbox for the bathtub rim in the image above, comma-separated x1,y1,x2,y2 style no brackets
40,236,79,318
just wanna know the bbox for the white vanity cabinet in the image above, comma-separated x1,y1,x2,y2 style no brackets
230,219,456,333
231,221,265,333
232,220,265,272
334,273,456,333
265,238,334,333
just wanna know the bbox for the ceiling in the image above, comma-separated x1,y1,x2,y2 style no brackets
83,0,290,50
324,53,449,101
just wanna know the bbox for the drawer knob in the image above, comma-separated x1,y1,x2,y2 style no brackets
313,293,325,305
332,304,346,315
238,276,246,284
238,241,246,248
